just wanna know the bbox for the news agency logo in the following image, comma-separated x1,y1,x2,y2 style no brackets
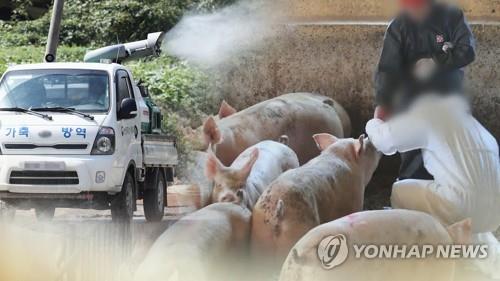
317,234,489,270
317,234,349,269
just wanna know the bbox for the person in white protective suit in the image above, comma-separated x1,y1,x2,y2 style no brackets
365,94,500,277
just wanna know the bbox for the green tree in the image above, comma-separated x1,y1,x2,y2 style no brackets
1,0,238,47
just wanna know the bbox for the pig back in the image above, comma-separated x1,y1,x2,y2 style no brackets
216,93,350,165
236,141,300,209
280,210,456,281
135,203,251,281
251,155,359,262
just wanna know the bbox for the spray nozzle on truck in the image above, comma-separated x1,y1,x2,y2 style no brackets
84,32,166,64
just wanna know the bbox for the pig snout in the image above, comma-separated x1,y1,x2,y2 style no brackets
216,190,244,204
220,192,238,203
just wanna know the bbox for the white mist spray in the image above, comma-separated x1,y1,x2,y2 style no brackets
163,0,285,66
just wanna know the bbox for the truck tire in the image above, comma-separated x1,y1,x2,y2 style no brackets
143,168,166,222
35,205,55,221
111,171,135,222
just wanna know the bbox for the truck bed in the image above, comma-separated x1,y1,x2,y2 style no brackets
142,134,178,167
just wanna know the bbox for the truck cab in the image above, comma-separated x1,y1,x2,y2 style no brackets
0,61,177,222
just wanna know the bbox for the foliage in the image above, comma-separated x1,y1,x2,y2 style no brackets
10,0,35,20
191,0,238,11
0,0,238,47
129,57,207,109
128,55,215,129
130,55,214,152
0,46,86,74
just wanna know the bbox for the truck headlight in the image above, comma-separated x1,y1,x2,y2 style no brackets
91,127,115,155
97,137,112,151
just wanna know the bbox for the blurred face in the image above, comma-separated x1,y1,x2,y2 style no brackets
398,0,432,22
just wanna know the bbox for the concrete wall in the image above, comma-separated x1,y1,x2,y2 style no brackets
284,0,500,21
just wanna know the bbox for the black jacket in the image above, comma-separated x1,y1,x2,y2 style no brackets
375,3,476,109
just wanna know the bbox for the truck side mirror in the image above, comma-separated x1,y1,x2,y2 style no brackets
118,98,138,120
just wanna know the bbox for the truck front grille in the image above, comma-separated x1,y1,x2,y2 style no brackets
9,171,79,185
4,144,88,150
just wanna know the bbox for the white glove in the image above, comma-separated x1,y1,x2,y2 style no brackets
442,42,454,53
414,58,436,81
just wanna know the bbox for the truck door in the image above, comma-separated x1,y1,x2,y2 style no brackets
115,70,141,170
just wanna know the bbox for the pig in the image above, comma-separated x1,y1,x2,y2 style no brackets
183,100,236,155
200,93,351,166
217,100,238,119
206,140,300,210
251,134,381,265
134,203,251,281
279,210,473,281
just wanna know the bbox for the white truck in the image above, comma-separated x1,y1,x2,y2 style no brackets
0,32,178,222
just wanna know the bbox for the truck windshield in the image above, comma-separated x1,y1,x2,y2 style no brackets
0,69,110,112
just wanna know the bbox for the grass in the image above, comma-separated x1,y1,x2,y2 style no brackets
0,45,87,75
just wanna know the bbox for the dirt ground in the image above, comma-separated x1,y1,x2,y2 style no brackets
0,202,185,281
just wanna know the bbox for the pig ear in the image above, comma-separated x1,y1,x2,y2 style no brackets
355,134,366,158
218,101,237,119
313,134,338,151
205,152,224,180
203,116,222,145
237,148,259,181
278,135,289,146
446,218,472,244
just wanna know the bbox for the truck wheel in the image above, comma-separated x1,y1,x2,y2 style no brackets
35,205,55,221
143,169,166,222
111,171,135,223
